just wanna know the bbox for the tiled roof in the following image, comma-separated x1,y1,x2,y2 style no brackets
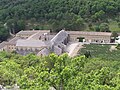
16,40,50,48
67,31,112,36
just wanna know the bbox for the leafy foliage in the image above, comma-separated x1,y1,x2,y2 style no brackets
0,0,119,30
0,51,120,89
0,25,9,42
6,19,26,34
0,0,119,22
0,0,119,41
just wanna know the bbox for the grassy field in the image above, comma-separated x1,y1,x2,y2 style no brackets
80,44,120,60
109,21,120,32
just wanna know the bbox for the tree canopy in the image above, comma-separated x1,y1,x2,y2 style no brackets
0,25,9,42
0,0,119,22
0,52,120,89
0,0,119,31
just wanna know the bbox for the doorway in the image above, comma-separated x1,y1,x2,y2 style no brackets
77,37,85,42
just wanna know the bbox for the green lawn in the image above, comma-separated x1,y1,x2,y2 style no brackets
80,44,120,60
109,21,120,32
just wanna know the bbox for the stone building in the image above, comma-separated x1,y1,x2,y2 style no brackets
67,31,112,43
16,40,50,55
15,30,51,55
5,37,21,52
0,30,113,56
37,30,69,56
0,42,7,51
0,30,51,52
15,30,69,56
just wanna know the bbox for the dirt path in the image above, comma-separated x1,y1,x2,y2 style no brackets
67,43,84,57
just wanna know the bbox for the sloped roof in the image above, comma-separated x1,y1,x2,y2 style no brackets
16,39,49,48
37,48,50,56
7,37,21,45
0,42,7,49
51,30,68,44
67,31,112,36
54,46,62,55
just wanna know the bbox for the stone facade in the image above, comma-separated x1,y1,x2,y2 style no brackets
67,31,112,43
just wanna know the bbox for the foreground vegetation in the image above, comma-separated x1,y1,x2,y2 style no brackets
0,51,120,90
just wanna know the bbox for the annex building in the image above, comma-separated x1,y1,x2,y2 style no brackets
0,30,112,56
67,31,112,43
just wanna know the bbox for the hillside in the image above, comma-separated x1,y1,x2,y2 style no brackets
0,0,119,22
0,1,120,89
0,0,120,41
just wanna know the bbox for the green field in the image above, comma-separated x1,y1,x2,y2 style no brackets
80,44,120,60
109,21,120,32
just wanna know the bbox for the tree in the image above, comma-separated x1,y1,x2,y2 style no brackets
88,23,94,31
111,31,118,42
99,23,110,32
84,51,91,58
91,10,105,22
118,22,120,28
6,19,15,34
51,13,85,31
0,25,9,42
6,19,25,34
94,25,100,32
0,51,120,89
0,60,22,86
17,20,26,31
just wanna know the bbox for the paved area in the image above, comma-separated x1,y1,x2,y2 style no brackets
67,42,85,57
